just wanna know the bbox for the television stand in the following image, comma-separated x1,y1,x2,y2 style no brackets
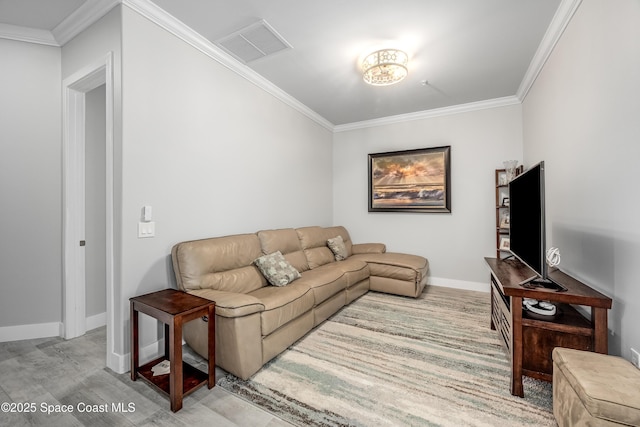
485,257,612,397
519,276,568,292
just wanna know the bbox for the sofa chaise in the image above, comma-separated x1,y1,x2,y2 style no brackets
171,225,429,380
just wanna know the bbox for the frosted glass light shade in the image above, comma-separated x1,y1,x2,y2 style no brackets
362,49,408,86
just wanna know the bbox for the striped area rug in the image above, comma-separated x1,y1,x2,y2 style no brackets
218,285,555,426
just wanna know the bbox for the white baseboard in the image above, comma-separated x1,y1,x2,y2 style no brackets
108,351,126,374
86,312,107,331
0,321,63,343
429,276,489,293
110,338,166,375
0,318,163,376
0,313,108,344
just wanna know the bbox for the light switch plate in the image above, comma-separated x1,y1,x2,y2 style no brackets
138,221,155,238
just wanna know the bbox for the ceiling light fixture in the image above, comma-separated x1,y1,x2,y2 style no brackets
361,49,408,86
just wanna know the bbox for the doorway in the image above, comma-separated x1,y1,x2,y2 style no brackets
62,52,116,371
85,84,107,331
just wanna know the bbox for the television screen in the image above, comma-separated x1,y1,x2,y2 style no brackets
509,162,546,280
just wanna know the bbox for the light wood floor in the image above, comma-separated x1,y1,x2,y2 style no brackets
0,327,292,426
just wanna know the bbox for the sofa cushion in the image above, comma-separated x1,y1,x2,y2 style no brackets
297,226,355,269
258,228,309,273
189,288,264,318
296,266,348,305
296,226,324,249
327,235,349,261
254,251,301,287
335,258,370,287
249,282,315,336
352,252,428,283
325,226,354,255
172,234,266,292
352,242,386,254
296,226,334,269
305,247,335,269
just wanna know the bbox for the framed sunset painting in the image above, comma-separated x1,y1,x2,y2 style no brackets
368,146,451,213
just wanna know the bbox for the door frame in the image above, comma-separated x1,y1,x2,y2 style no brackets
62,52,115,366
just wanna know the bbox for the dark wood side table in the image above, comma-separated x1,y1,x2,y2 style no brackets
485,257,612,398
130,289,215,412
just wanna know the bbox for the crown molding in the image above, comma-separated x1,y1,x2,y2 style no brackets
52,0,121,46
122,0,334,132
0,0,579,132
334,96,521,133
0,23,58,46
0,0,333,130
0,0,120,47
516,0,583,101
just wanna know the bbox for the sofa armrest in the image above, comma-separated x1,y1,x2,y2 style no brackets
352,243,386,254
188,289,264,318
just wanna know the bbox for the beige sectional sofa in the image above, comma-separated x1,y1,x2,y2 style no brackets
171,225,429,380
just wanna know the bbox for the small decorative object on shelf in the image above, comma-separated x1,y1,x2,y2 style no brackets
503,160,519,182
499,236,510,251
499,211,510,229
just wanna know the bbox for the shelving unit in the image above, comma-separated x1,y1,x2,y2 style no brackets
494,167,522,258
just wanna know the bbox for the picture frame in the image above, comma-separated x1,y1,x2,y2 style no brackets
499,236,510,251
502,197,510,207
500,212,510,229
368,146,451,213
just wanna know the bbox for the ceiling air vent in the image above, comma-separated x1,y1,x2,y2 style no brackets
216,19,292,63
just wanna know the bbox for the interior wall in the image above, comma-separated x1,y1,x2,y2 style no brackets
119,7,333,357
85,84,107,320
333,104,523,289
522,0,640,358
0,39,62,329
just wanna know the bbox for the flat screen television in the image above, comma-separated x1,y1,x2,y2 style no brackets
508,161,565,291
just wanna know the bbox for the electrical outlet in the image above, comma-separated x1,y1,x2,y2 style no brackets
631,348,640,369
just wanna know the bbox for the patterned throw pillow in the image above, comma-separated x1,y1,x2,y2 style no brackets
327,235,348,261
254,251,301,286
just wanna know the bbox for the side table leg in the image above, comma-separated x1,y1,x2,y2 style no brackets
164,323,170,359
207,304,215,388
130,303,139,381
169,317,184,412
511,296,524,397
592,307,608,354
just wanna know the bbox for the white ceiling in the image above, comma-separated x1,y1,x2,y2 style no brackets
0,0,85,30
0,0,564,126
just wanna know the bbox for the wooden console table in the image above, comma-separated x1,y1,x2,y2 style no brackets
485,257,612,397
130,289,215,412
